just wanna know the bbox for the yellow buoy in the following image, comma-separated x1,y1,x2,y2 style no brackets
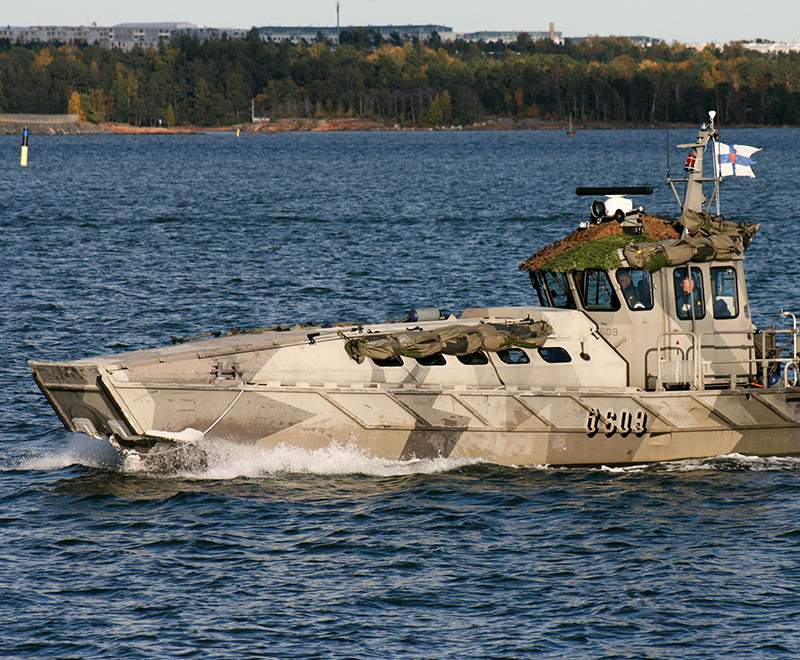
20,127,29,167
236,128,241,138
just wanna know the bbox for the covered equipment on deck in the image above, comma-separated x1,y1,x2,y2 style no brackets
344,319,553,363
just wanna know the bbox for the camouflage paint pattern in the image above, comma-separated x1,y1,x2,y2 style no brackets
29,308,800,466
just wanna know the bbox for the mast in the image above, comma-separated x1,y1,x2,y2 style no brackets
709,110,721,216
668,111,721,215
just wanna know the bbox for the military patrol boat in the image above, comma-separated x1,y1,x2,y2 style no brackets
29,114,800,466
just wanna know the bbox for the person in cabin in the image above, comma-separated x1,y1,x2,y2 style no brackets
616,270,650,310
676,271,705,319
712,267,737,319
714,296,733,318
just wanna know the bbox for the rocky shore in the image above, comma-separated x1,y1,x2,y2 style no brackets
96,117,702,135
0,113,713,136
0,113,98,135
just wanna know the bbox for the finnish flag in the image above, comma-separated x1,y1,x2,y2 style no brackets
714,142,761,178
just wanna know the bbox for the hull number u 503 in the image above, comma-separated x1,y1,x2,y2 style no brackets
586,409,648,437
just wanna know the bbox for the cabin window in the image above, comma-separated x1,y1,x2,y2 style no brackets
457,351,489,365
541,271,576,309
416,353,446,366
573,270,621,311
615,269,654,311
711,267,739,319
371,357,404,367
538,347,572,363
530,272,548,307
673,266,706,320
497,348,530,365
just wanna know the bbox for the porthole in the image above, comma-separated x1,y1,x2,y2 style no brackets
371,356,404,367
416,353,446,366
457,352,489,365
537,347,572,363
497,348,530,365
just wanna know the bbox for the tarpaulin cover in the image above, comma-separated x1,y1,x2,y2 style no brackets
345,320,553,363
622,209,759,272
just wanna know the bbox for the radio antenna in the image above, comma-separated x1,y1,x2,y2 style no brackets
709,109,721,216
665,125,671,178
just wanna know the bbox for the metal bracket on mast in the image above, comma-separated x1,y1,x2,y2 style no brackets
668,178,683,210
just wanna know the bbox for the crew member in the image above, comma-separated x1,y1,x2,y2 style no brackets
617,270,649,310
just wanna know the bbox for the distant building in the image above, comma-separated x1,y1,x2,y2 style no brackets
0,24,106,45
444,23,563,45
452,30,563,45
110,22,196,50
741,40,800,54
0,22,248,51
566,35,660,47
256,24,453,44
1,20,607,51
627,35,659,47
193,26,250,42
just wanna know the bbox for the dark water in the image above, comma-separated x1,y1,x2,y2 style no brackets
3,129,800,656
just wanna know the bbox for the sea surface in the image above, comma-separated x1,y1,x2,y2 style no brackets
2,128,800,657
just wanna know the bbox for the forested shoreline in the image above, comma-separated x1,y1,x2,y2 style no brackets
1,30,799,128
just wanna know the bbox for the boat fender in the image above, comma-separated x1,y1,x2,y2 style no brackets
786,363,799,387
767,364,783,388
404,308,441,322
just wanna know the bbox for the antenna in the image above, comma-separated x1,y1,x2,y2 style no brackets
336,1,341,30
708,110,721,216
665,125,671,178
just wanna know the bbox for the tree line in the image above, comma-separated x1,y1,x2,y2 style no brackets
1,30,799,127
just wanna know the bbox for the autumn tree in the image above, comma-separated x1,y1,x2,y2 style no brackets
67,90,83,119
1,35,800,127
164,103,176,126
426,90,452,125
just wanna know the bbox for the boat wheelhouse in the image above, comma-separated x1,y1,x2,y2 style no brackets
523,213,756,392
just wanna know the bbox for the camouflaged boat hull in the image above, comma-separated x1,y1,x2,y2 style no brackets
29,360,800,466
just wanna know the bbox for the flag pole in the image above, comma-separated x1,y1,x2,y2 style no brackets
709,110,721,216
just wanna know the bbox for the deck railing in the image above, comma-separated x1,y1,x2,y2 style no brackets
655,327,800,391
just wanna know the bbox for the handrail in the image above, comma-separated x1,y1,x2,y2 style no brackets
655,331,697,391
655,326,800,391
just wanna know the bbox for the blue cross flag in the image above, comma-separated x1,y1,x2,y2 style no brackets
714,142,761,178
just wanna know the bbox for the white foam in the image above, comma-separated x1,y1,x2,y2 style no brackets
599,463,649,474
10,436,800,478
9,435,121,471
160,440,485,480
596,453,800,474
658,452,800,473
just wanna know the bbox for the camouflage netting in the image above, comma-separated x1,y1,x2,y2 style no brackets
520,215,680,272
520,211,759,273
345,320,552,363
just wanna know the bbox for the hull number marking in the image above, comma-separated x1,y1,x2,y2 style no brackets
586,409,648,437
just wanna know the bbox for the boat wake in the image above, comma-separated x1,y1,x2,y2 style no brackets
9,435,122,472
8,436,800,479
599,453,800,473
5,435,484,479
137,440,487,480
